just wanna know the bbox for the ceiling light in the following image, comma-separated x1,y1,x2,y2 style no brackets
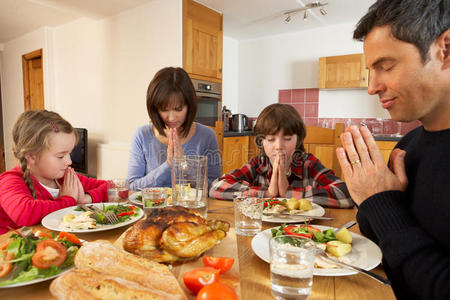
282,1,328,23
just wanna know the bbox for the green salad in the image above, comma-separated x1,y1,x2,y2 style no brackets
0,227,81,287
75,204,140,224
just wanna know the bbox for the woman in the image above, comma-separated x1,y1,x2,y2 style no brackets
209,103,353,208
127,67,221,190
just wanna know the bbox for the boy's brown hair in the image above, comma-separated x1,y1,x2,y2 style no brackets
253,103,306,154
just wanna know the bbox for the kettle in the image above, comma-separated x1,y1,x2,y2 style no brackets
232,114,249,132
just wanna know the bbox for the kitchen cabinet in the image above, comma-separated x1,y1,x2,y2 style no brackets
183,0,223,82
318,54,369,89
222,136,249,174
376,140,397,164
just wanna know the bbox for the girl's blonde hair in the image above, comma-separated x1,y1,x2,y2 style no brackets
12,110,78,198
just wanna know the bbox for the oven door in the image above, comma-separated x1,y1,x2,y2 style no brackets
195,97,221,127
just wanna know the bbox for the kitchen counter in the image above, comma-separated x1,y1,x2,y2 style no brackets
224,130,254,137
373,134,402,141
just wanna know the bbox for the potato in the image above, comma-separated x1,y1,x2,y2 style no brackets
298,198,313,211
326,241,352,257
336,228,353,244
286,197,299,210
63,213,75,223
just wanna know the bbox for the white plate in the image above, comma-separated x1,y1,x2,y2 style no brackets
251,225,382,276
262,201,325,223
0,239,85,288
129,192,143,206
41,203,144,233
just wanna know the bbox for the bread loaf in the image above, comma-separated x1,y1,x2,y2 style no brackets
50,268,170,300
50,240,187,300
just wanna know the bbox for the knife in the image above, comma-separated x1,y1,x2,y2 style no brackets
263,213,334,220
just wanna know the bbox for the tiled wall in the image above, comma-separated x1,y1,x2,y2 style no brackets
278,88,421,136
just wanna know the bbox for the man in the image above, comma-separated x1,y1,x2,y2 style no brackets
335,0,450,299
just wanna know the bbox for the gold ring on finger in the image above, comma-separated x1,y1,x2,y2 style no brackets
350,159,361,166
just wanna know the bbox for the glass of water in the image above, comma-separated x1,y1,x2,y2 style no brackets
234,197,263,236
270,235,316,300
142,188,167,212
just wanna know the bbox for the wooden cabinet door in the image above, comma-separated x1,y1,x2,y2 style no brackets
319,54,369,88
376,141,398,164
183,0,222,80
248,136,259,160
223,136,249,174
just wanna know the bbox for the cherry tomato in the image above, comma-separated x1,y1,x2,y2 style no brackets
0,252,14,278
35,231,53,239
196,282,238,300
32,240,67,269
57,232,82,246
183,267,220,295
203,256,234,274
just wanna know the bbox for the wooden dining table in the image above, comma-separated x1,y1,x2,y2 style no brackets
0,199,395,300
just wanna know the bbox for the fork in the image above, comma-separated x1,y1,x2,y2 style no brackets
89,205,120,224
316,248,391,285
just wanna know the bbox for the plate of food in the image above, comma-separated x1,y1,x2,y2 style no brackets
0,227,83,288
251,224,382,276
41,203,144,233
262,198,325,223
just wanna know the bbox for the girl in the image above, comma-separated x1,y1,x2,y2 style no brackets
0,110,108,234
127,67,221,189
209,103,353,208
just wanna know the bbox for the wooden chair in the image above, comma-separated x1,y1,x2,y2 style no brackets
303,123,345,178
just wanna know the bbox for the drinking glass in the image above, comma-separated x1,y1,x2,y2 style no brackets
172,155,208,218
270,235,316,300
234,197,263,236
142,188,167,212
107,179,129,202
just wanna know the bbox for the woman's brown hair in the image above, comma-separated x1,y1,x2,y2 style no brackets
12,110,78,198
253,103,306,154
146,67,197,138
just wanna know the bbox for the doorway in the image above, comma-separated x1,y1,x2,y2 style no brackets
22,49,44,110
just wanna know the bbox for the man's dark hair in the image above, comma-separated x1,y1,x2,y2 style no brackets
354,0,450,62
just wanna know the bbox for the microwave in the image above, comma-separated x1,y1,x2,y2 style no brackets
191,78,222,127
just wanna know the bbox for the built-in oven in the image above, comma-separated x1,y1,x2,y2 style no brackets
191,78,222,127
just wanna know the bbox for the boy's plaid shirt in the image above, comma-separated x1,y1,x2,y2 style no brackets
209,153,353,208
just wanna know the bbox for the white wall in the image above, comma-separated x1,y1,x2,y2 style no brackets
222,36,239,113
1,0,182,178
1,27,53,169
235,22,389,119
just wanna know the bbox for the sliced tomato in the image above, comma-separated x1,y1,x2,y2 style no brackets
0,239,13,250
57,232,82,246
32,240,67,269
0,251,14,278
202,256,234,274
183,267,220,295
196,282,238,300
35,231,53,239
284,225,320,238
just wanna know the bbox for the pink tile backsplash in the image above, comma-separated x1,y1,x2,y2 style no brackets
278,88,422,136
305,103,318,118
278,90,291,103
291,103,305,117
305,88,319,103
291,89,305,103
304,117,318,126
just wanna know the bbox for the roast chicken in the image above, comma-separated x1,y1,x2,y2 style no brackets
123,206,230,263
